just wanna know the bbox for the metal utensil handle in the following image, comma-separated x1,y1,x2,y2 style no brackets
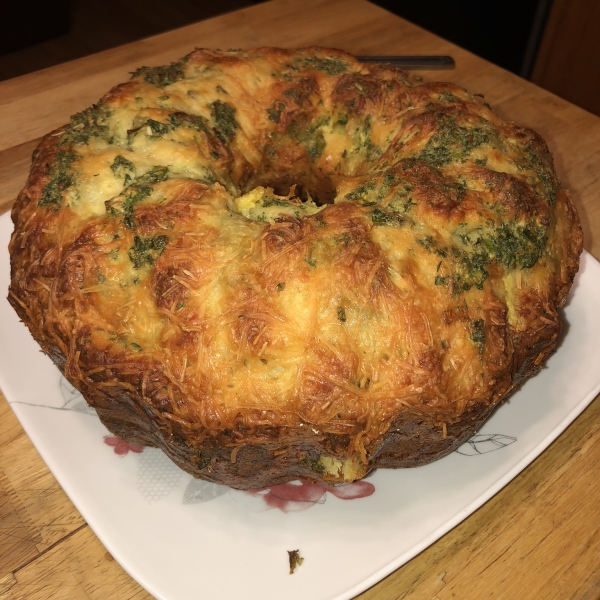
356,55,455,69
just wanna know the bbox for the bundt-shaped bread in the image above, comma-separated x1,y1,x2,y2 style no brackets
9,47,582,488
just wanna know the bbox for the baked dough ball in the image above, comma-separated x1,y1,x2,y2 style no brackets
9,48,582,489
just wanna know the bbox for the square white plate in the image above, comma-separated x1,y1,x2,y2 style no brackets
1,210,599,600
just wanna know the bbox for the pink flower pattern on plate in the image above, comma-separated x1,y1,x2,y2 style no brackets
245,479,375,512
100,435,375,511
103,435,144,456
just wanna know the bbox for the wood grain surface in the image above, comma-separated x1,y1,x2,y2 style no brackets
532,0,600,117
1,1,599,598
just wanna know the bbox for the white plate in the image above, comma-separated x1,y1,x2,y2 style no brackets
1,210,600,600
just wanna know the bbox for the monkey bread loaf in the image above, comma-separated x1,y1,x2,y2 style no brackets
8,47,582,489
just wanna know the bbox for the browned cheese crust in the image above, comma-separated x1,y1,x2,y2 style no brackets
8,48,583,488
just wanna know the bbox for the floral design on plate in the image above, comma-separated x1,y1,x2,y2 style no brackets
99,431,517,510
103,435,144,456
455,433,517,456
137,447,183,503
182,478,229,505
60,376,98,415
245,479,376,512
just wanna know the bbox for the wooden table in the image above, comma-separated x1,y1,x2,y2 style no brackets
1,1,599,598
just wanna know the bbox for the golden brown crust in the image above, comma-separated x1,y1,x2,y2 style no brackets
8,47,582,488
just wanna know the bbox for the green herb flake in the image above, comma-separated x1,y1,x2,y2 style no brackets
370,208,404,227
128,234,169,269
471,319,486,345
137,165,169,184
337,307,347,323
345,179,377,204
168,112,208,132
336,112,349,127
147,119,170,137
294,56,348,75
39,150,77,207
262,198,290,208
284,87,301,104
336,232,351,246
267,102,285,123
294,117,329,161
110,155,135,179
120,185,152,229
61,105,108,145
113,166,169,228
131,62,185,87
455,221,548,285
416,115,490,167
304,130,325,160
210,100,239,143
417,236,448,258
437,90,460,104
522,143,560,206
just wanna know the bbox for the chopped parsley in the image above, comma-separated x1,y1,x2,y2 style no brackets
137,165,169,184
457,221,548,271
61,105,108,145
522,142,560,206
295,117,329,161
39,150,76,207
168,111,209,132
131,61,186,87
210,100,239,143
108,166,169,228
370,208,404,227
146,119,169,137
358,114,376,160
267,102,285,123
437,90,460,104
345,179,377,204
120,185,153,229
293,56,348,75
301,129,326,160
471,319,486,354
335,112,349,131
416,115,490,167
262,198,291,208
417,220,547,295
128,234,169,269
110,155,135,182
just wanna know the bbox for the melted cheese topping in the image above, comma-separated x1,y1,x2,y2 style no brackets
9,48,581,476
